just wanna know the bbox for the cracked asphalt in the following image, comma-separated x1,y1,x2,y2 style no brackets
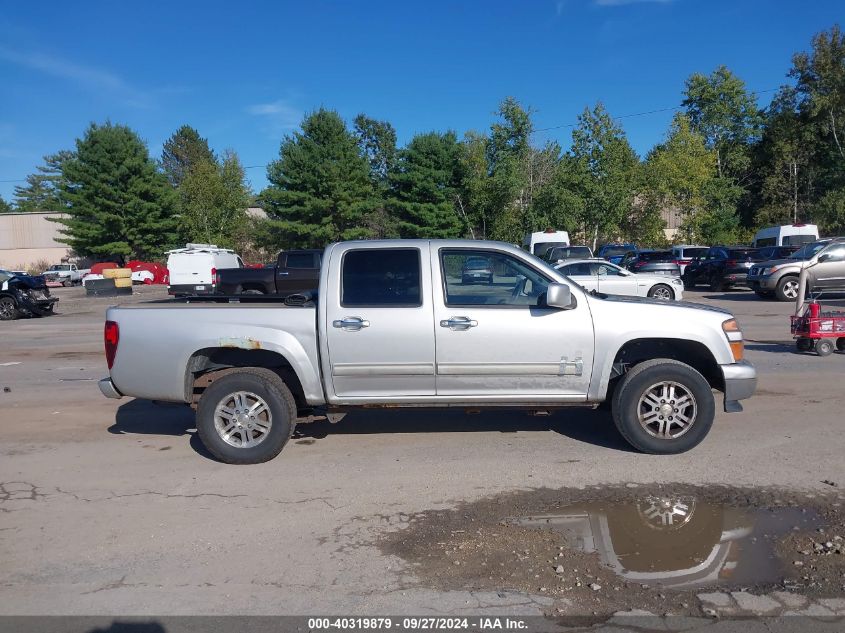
1,285,844,616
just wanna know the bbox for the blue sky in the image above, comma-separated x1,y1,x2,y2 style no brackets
1,0,842,201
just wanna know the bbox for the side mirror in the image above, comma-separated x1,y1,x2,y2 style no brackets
546,282,574,309
818,253,831,263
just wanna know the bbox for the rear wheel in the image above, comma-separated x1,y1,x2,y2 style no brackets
709,275,726,292
0,297,17,321
775,276,800,302
196,369,296,464
648,284,674,301
612,359,715,454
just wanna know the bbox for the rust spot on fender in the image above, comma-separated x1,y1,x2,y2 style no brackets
219,337,262,350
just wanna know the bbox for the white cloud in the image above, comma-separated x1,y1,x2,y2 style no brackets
246,99,302,137
594,0,674,6
0,45,150,107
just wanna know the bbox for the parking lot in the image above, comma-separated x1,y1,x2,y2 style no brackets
1,285,844,618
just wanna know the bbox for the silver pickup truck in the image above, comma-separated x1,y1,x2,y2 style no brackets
99,240,757,464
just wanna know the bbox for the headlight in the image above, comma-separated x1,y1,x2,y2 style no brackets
762,265,781,275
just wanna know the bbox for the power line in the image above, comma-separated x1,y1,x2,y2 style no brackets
532,87,780,134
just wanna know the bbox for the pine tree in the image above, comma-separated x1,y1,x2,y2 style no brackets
390,131,465,238
56,122,179,259
13,151,73,212
161,125,216,188
0,195,12,213
261,109,377,249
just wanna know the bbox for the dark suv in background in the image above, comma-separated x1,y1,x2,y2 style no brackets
682,246,764,291
620,250,681,277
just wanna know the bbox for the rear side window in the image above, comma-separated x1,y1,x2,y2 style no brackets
286,253,316,269
341,249,421,307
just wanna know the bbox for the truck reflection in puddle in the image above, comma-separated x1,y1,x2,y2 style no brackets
517,496,819,588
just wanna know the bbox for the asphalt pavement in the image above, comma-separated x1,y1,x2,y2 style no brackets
1,285,843,617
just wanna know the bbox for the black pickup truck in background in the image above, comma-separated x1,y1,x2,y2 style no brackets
216,249,322,296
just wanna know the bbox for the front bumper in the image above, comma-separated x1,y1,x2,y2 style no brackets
720,360,757,412
747,274,776,290
98,378,123,399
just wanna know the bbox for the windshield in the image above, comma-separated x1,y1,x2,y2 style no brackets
49,264,71,271
548,246,591,260
464,257,491,270
728,249,763,261
681,247,707,259
638,251,673,261
0,270,12,283
532,241,567,257
601,246,634,257
790,241,830,260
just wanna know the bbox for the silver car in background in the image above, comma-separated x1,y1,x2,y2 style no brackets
555,258,684,301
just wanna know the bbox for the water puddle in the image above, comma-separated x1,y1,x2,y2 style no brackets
515,495,820,588
379,484,843,613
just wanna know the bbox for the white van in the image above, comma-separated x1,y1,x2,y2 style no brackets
752,224,819,248
523,230,570,258
166,244,243,295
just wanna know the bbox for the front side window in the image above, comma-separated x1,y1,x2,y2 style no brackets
342,249,421,307
442,249,550,307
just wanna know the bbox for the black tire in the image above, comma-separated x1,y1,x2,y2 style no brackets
0,296,17,321
796,337,813,352
647,284,674,301
815,339,834,357
196,368,296,464
775,276,800,302
837,338,845,352
611,359,715,455
708,275,726,292
62,279,72,287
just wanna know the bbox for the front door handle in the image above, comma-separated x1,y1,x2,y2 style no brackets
440,316,478,330
333,316,370,331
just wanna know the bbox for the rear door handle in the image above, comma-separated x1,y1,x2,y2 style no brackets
440,316,478,330
278,272,290,276
333,316,370,331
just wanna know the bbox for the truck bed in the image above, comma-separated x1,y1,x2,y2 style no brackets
107,301,322,404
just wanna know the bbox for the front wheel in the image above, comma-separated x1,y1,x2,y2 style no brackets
611,359,715,454
708,275,726,292
648,284,674,301
775,276,800,302
196,369,296,464
0,296,18,321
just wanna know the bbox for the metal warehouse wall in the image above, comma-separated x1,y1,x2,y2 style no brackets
0,212,72,268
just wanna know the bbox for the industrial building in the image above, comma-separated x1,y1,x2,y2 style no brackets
0,212,72,269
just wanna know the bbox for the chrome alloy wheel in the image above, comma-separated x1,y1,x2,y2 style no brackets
636,381,697,439
214,391,272,448
781,279,799,299
651,286,673,300
638,496,696,528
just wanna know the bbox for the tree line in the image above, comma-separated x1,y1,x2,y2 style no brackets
2,24,843,261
